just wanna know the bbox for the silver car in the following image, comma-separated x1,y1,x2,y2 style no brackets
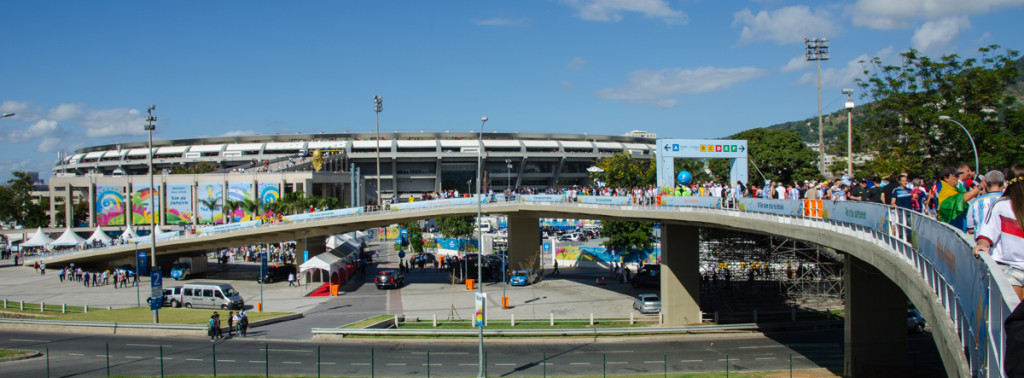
633,294,661,314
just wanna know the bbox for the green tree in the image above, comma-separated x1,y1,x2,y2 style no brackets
602,220,654,252
171,161,219,174
593,152,655,188
403,221,424,254
438,216,474,252
855,45,1023,178
0,172,49,228
710,129,821,185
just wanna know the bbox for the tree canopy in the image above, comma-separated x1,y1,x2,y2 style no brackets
592,152,655,188
0,172,49,228
855,45,1023,178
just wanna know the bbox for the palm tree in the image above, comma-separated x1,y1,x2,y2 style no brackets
198,197,222,224
223,200,243,224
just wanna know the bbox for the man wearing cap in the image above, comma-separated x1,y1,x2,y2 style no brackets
849,180,868,201
937,166,982,231
967,170,1005,236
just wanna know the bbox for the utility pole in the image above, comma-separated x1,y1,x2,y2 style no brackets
373,96,383,210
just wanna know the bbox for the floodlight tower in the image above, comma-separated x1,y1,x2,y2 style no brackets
805,38,830,177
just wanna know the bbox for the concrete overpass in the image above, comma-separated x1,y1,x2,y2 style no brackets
24,197,1018,377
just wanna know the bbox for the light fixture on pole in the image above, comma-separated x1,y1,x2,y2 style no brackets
476,115,487,378
505,159,512,194
805,37,830,177
842,88,855,178
938,116,979,176
144,104,158,323
373,96,383,211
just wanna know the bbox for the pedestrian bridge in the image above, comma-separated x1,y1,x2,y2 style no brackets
28,195,1018,377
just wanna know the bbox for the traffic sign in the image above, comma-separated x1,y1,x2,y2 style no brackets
150,296,163,310
150,270,163,298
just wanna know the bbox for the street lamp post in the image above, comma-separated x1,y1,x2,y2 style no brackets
505,159,512,197
805,38,830,177
939,116,979,175
144,105,158,323
842,89,855,178
373,96,383,211
476,115,487,378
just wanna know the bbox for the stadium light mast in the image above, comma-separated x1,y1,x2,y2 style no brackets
805,38,829,177
476,115,487,378
842,89,855,178
144,105,158,323
373,96,383,211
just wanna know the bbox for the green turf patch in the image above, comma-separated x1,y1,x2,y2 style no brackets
0,348,33,358
341,314,394,328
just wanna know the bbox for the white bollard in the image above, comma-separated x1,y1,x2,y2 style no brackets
630,313,634,325
433,314,437,327
550,313,554,326
394,315,399,328
511,314,515,327
62,304,66,314
40,302,44,312
3,299,6,308
20,301,23,310
590,313,594,326
659,313,663,325
84,304,88,313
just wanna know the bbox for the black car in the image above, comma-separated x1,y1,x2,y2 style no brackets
630,265,660,288
259,265,296,284
375,269,405,289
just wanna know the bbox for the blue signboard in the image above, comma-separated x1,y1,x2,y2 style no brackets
303,250,308,263
150,296,163,310
260,252,268,278
136,251,149,276
150,271,162,289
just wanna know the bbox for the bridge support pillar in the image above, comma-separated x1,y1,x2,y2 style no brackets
660,224,700,325
844,254,908,377
507,215,540,271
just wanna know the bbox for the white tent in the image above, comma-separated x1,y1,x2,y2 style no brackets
299,250,348,284
52,227,86,247
21,227,54,247
119,227,139,241
85,226,112,245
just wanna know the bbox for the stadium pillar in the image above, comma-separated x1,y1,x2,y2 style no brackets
507,215,540,271
300,236,327,261
660,224,700,325
844,254,908,377
88,183,96,227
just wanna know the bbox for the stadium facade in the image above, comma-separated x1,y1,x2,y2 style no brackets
46,131,655,228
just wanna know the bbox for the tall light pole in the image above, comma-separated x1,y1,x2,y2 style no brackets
842,89,855,178
144,105,158,323
939,116,979,176
476,115,487,378
805,38,829,177
505,159,512,195
373,96,383,211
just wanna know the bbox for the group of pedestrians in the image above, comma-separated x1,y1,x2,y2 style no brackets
55,266,137,288
208,310,249,341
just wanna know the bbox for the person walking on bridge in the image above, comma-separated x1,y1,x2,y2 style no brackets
974,165,1024,300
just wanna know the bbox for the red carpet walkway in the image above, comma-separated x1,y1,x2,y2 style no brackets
307,282,331,297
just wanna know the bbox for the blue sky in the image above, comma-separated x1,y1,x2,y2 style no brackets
2,0,1023,181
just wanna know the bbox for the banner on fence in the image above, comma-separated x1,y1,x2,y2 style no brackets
389,197,479,210
577,195,631,205
821,201,889,232
95,184,125,226
661,196,722,208
521,195,566,202
130,184,160,225
197,182,224,224
281,208,363,222
736,198,802,217
165,183,193,225
198,220,262,235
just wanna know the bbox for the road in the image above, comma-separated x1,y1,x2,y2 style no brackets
0,329,846,377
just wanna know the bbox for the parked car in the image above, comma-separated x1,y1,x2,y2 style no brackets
630,265,660,288
162,286,183,308
259,264,296,284
181,283,244,310
559,233,583,242
633,294,661,314
375,269,405,289
907,309,926,333
509,270,537,286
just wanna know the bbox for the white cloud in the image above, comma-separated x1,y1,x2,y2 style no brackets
912,17,970,54
567,57,587,70
734,6,836,45
596,66,765,107
79,108,147,138
852,0,1024,30
779,55,812,72
47,103,84,121
474,17,530,27
0,101,29,116
560,81,574,90
36,136,64,153
797,46,894,88
7,120,60,143
564,0,686,24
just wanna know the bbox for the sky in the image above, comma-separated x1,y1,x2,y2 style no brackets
2,0,1023,181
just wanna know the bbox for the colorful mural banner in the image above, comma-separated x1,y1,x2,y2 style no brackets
258,182,280,205
130,184,160,225
736,198,803,217
95,184,125,226
197,182,224,224
554,244,660,265
521,195,566,202
165,183,193,224
227,182,253,222
661,196,722,208
577,195,631,205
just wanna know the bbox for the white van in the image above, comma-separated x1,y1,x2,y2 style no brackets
181,283,244,310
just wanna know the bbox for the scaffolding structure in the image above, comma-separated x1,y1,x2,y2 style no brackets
697,229,844,314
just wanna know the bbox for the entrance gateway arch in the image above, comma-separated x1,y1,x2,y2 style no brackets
655,139,748,188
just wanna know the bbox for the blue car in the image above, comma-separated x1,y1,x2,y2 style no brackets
509,270,537,286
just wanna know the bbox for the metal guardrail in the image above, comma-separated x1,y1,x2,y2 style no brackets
0,317,205,330
312,320,841,336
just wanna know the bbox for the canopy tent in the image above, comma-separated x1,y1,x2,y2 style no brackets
51,227,86,247
85,226,112,245
21,227,54,247
119,227,139,241
299,245,360,285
